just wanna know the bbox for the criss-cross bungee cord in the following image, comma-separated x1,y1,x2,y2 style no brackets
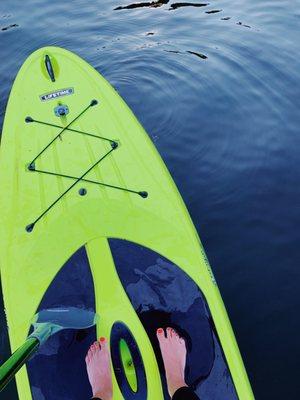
25,99,148,232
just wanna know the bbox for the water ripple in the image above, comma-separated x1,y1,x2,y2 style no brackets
0,1,300,399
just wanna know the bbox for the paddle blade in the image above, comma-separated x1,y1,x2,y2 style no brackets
32,307,99,330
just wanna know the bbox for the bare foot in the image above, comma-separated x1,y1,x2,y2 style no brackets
157,327,188,397
85,337,113,400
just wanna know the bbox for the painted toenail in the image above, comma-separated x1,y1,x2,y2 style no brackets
157,328,163,334
100,337,106,342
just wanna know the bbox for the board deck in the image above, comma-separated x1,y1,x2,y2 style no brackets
0,47,254,399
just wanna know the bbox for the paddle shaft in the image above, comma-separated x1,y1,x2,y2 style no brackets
0,337,39,391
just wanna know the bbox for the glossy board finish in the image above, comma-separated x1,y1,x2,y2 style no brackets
0,47,253,399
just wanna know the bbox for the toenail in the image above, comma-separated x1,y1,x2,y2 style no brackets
100,337,106,342
157,328,163,334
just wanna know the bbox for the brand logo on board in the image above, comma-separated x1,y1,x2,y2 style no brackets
39,87,74,101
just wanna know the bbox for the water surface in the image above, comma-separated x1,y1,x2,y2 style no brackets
0,0,300,399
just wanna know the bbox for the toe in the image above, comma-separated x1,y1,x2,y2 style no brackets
172,328,179,339
91,342,97,353
100,337,110,359
88,344,94,353
99,337,107,348
156,327,166,342
87,348,93,360
166,327,174,339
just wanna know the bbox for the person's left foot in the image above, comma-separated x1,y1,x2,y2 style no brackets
157,327,188,397
85,338,113,400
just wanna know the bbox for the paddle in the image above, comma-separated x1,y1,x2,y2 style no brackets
0,307,99,391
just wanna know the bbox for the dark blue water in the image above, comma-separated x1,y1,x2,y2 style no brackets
0,0,299,399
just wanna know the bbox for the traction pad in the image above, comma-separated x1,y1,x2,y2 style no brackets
27,241,238,400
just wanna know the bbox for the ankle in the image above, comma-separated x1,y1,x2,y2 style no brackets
168,379,188,397
93,392,112,400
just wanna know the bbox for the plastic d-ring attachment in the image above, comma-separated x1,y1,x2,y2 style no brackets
54,104,69,117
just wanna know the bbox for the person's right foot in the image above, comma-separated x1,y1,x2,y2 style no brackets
156,327,188,397
85,337,113,400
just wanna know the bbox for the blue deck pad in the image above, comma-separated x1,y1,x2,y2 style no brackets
27,246,96,400
109,239,238,400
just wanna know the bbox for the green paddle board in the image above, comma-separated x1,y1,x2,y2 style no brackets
0,47,254,399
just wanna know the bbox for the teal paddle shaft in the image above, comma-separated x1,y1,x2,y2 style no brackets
0,337,39,391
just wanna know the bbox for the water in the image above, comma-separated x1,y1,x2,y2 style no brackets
0,0,299,398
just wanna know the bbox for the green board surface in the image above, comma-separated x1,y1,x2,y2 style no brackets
0,47,254,399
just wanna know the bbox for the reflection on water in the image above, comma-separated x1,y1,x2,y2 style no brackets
169,3,209,10
1,23,18,31
114,0,169,10
0,0,300,399
186,50,208,59
165,49,207,59
205,9,222,14
115,1,211,10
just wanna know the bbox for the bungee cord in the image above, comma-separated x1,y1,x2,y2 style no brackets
25,99,148,232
